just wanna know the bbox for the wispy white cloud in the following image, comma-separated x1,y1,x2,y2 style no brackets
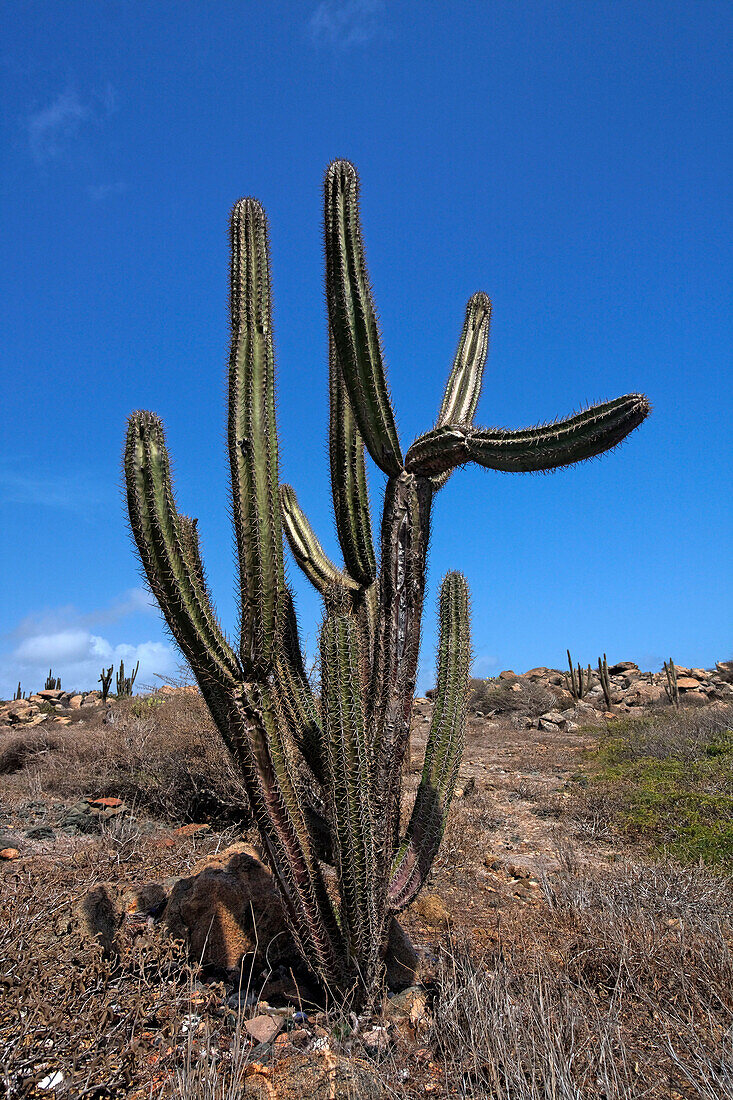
0,466,109,511
87,180,126,202
26,90,89,162
310,0,385,48
9,589,157,643
25,84,117,165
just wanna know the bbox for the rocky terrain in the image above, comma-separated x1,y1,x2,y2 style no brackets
1,665,732,1097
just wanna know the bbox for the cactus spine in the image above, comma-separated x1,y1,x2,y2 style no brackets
124,161,650,1004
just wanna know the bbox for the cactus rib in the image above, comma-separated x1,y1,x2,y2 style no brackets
329,330,377,586
324,161,403,476
388,572,470,910
228,199,285,676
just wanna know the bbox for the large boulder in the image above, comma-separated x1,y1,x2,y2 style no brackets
163,842,296,973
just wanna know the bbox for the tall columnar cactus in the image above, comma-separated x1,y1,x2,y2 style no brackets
124,161,649,1003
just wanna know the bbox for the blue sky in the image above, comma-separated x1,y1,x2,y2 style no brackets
1,0,731,698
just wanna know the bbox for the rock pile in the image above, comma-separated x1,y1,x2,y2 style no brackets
0,688,105,728
463,660,733,730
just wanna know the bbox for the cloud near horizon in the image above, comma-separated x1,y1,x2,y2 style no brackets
1,589,180,698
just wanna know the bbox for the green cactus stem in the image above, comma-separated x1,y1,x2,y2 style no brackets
124,160,650,1006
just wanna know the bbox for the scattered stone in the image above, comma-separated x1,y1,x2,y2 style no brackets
26,825,55,840
608,661,638,675
174,823,211,837
499,670,518,680
122,882,167,916
68,695,83,709
244,1014,284,1045
87,796,124,809
242,1051,383,1099
0,848,20,860
361,1026,392,1058
676,677,702,690
453,776,476,799
59,802,102,834
385,985,428,1023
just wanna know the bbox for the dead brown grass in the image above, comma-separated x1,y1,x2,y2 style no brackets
1,693,732,1097
1,692,250,827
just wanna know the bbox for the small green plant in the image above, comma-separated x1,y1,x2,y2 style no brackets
579,709,733,867
99,666,113,703
116,659,139,698
565,650,593,701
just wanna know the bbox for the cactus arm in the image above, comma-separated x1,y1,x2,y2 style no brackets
280,484,359,597
324,160,403,476
405,394,651,476
320,613,379,969
436,293,492,429
388,572,470,911
125,411,242,685
329,330,378,586
228,199,285,676
431,293,492,491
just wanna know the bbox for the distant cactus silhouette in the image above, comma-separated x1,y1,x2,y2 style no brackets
45,669,61,691
598,653,613,709
99,665,113,702
124,161,649,1004
115,659,139,697
664,658,680,709
565,650,593,700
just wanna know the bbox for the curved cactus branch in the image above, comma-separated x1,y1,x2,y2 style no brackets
432,292,492,490
280,484,358,597
388,572,470,911
405,394,650,476
329,330,378,586
228,199,285,677
324,160,403,476
125,411,242,687
436,293,492,429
